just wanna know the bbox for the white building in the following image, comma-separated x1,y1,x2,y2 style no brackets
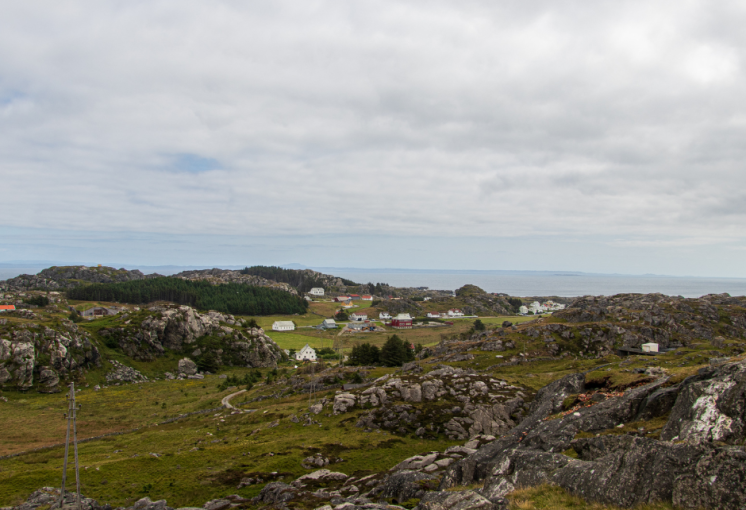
379,312,391,320
426,312,440,318
272,320,295,331
308,287,325,296
519,305,528,315
528,301,542,314
296,343,317,361
447,309,464,317
320,318,337,329
361,295,373,301
349,312,368,322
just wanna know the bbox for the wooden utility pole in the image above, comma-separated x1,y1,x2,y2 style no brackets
58,382,82,510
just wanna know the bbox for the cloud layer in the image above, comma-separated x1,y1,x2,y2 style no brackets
1,1,745,274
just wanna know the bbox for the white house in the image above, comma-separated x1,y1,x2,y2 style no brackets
349,312,368,322
447,309,464,317
528,301,542,314
379,312,391,320
308,287,324,296
296,343,317,361
519,305,528,315
426,312,440,319
361,295,373,301
272,320,295,331
320,318,337,329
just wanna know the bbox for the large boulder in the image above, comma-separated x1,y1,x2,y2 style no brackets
333,393,356,414
417,490,499,510
376,471,436,504
178,358,198,376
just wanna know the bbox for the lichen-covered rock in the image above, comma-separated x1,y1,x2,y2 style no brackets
661,359,746,444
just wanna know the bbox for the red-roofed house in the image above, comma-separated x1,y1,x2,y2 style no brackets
361,295,373,301
349,294,361,301
0,305,16,312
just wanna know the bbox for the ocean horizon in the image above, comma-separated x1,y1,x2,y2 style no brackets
2,263,746,299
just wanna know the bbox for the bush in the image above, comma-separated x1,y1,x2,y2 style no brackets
197,353,219,373
69,309,83,323
334,310,349,321
474,319,486,331
24,295,50,307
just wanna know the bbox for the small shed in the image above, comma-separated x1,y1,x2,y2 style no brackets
642,343,659,353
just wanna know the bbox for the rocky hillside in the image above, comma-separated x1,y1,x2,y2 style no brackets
0,303,285,392
172,269,298,294
377,285,514,317
0,265,160,291
98,304,286,368
0,316,101,392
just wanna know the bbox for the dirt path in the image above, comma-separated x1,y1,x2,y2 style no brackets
221,389,247,410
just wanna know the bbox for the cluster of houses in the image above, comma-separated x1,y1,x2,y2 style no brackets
518,301,566,315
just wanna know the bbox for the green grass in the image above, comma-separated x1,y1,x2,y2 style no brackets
0,379,457,508
507,484,674,509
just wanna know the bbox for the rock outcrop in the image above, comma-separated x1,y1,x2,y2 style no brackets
98,306,285,367
0,265,159,291
434,358,746,509
0,319,101,390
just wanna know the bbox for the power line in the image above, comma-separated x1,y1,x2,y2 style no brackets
57,383,82,510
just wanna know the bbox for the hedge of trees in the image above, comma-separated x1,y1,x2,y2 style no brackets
348,335,415,367
66,278,309,316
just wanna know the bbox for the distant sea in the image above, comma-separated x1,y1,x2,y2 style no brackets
2,264,745,299
310,268,746,299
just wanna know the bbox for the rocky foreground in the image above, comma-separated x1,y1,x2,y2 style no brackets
12,357,746,510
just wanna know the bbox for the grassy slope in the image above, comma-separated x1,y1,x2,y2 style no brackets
2,298,742,509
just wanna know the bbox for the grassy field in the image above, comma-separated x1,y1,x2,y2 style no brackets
0,368,458,508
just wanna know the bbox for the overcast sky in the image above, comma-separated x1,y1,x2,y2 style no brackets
1,1,745,277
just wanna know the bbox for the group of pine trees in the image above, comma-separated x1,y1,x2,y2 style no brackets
347,335,417,367
66,278,309,316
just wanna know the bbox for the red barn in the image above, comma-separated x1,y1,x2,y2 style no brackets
391,313,412,329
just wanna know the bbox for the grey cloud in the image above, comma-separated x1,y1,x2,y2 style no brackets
0,1,745,273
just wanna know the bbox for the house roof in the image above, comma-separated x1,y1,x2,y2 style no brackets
349,294,360,297
362,295,372,298
0,305,15,310
395,313,412,320
273,321,295,327
350,312,367,317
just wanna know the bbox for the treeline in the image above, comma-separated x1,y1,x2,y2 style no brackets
66,278,309,316
347,336,417,367
240,265,358,292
